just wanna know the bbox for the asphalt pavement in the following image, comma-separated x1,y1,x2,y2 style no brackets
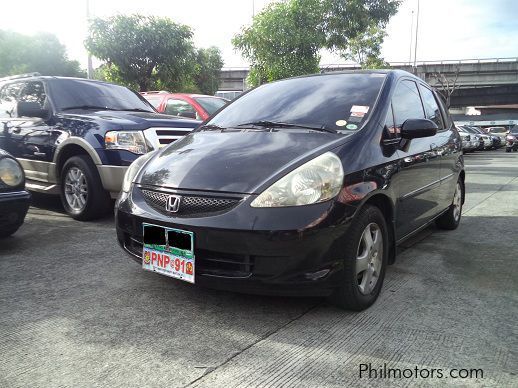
1,149,517,388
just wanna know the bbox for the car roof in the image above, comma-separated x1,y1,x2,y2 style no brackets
0,75,123,88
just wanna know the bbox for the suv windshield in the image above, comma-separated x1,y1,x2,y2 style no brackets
206,73,386,133
50,79,155,112
193,96,227,115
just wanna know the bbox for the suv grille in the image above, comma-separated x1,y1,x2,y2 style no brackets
140,189,241,217
144,127,195,147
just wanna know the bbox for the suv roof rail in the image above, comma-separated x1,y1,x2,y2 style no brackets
140,90,170,95
0,72,41,82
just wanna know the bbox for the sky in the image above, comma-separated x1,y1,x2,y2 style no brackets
0,0,517,68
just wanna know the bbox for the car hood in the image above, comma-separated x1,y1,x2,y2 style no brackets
61,110,200,129
138,131,344,194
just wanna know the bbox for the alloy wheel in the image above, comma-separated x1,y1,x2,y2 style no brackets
356,223,383,295
64,167,88,211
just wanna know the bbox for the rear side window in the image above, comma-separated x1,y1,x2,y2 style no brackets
392,80,425,128
419,85,444,129
0,81,25,118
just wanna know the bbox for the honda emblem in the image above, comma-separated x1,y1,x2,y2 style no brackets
165,195,181,213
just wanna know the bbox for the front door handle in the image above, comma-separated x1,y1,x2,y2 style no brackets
34,152,46,157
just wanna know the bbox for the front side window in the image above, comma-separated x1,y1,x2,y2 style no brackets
392,80,425,128
206,73,386,133
419,85,444,129
165,99,198,119
19,81,47,108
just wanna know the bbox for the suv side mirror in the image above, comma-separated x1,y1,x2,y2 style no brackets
17,101,49,119
401,118,438,139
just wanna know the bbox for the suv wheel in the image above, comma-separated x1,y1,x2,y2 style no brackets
436,179,463,230
60,155,112,221
331,205,388,311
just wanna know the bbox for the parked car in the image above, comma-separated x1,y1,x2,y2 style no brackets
456,127,478,153
0,148,30,237
506,126,518,152
116,70,465,311
0,75,200,220
141,92,229,121
460,126,491,150
486,126,508,143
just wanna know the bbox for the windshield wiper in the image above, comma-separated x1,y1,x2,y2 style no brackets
61,105,117,111
198,124,227,131
120,108,154,113
235,120,336,133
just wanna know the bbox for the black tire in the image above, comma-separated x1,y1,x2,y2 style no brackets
59,155,112,221
506,148,512,153
0,224,22,238
330,205,388,311
436,179,463,230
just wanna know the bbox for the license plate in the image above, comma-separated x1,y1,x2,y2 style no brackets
142,223,195,284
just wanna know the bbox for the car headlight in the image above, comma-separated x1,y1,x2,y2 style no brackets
251,152,344,207
105,131,147,154
0,157,24,187
121,151,156,193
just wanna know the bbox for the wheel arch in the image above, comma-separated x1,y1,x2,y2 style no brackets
360,192,397,264
53,139,102,178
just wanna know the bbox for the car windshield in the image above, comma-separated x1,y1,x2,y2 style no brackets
205,73,386,133
193,96,228,115
50,79,155,112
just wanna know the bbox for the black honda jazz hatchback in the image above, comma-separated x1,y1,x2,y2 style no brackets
116,70,465,311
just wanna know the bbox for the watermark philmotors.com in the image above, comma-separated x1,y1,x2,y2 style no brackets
359,363,484,380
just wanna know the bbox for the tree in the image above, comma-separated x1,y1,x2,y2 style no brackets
86,15,195,92
233,0,399,86
0,30,84,78
193,47,224,95
341,25,389,69
429,67,460,108
233,0,325,87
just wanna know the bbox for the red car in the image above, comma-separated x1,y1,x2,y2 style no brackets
141,92,229,121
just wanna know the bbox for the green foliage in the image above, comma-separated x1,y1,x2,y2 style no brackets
233,0,324,87
86,15,195,92
193,47,224,95
0,30,85,78
233,0,400,86
341,25,390,69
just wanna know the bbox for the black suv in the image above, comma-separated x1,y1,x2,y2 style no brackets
0,74,199,220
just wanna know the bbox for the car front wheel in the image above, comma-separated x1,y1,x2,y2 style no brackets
331,205,388,311
60,155,112,221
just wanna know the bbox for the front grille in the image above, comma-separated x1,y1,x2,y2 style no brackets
144,127,194,147
140,189,241,217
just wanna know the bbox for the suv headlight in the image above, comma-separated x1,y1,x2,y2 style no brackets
121,151,156,193
0,157,24,187
251,152,344,207
105,131,147,154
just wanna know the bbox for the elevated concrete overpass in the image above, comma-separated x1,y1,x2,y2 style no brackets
219,58,518,107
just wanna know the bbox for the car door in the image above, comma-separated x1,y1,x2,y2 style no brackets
1,80,54,183
391,79,443,240
429,89,461,210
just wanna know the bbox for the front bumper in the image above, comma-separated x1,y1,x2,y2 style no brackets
0,190,31,231
115,186,358,297
97,165,128,195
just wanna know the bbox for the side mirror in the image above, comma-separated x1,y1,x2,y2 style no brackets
401,118,438,139
17,101,49,119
